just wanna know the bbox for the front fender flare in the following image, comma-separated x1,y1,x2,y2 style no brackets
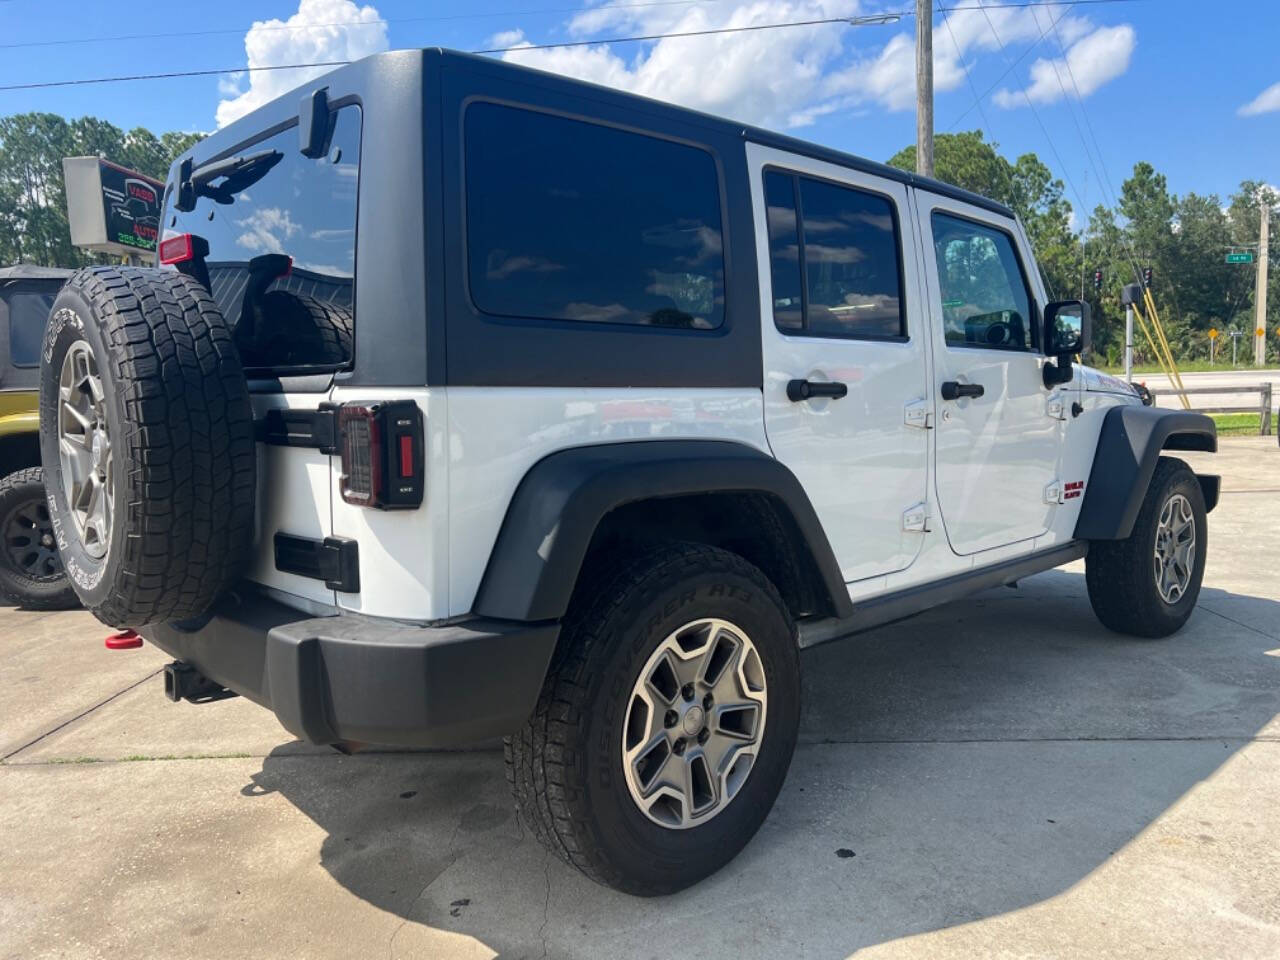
472,440,851,622
1074,405,1217,541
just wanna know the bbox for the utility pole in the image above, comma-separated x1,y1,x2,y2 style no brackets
1256,197,1270,366
915,0,933,178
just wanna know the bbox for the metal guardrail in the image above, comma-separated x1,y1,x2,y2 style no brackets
1149,383,1273,436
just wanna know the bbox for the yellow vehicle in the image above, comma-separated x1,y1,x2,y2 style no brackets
0,266,76,608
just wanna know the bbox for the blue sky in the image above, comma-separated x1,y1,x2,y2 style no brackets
2,0,1276,219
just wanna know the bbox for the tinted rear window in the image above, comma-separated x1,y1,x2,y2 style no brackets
465,102,725,330
162,105,361,371
7,292,55,367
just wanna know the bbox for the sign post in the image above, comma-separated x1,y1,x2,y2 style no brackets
62,157,164,262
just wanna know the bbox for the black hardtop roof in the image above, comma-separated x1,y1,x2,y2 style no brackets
0,264,74,284
174,47,1015,220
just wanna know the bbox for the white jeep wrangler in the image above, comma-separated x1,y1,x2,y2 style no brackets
40,50,1218,895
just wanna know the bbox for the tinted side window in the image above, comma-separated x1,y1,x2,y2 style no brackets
7,292,55,367
763,170,905,339
465,102,725,330
163,105,361,371
764,172,803,331
931,213,1035,351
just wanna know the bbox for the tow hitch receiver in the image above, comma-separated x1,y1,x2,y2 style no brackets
163,661,239,704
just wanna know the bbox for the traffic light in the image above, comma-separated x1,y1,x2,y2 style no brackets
1142,266,1153,288
1093,268,1103,293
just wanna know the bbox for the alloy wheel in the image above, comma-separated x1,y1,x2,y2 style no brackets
622,618,767,829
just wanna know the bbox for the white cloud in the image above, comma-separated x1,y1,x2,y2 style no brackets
496,2,1127,128
1239,81,1280,117
993,24,1135,108
236,207,301,254
487,28,527,49
500,1,859,130
215,0,388,128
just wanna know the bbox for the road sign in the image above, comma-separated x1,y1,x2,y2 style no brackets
1257,327,1266,337
1226,252,1254,264
1208,327,1219,339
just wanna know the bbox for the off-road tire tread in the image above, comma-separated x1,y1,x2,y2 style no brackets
49,267,255,626
1085,456,1204,638
504,542,792,893
258,291,351,367
0,467,78,609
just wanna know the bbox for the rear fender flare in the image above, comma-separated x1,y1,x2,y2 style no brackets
471,440,852,622
1074,405,1218,541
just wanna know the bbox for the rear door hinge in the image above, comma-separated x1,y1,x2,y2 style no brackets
902,502,932,532
256,403,339,454
904,399,933,430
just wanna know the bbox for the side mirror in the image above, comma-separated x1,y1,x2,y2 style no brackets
1042,300,1090,387
1044,300,1090,356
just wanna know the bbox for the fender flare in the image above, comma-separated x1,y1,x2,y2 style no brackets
1074,405,1218,541
472,439,852,622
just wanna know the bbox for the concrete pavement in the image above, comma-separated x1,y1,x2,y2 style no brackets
2,438,1278,959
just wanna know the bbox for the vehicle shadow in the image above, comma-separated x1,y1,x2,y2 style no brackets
242,570,1280,958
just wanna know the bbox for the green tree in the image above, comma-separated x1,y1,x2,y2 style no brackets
888,131,1077,299
0,112,203,267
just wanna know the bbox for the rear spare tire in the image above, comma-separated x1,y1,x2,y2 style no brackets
39,267,256,626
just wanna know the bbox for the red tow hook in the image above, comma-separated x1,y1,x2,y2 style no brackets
104,629,143,650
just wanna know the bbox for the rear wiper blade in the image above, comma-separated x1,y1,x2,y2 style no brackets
176,149,283,209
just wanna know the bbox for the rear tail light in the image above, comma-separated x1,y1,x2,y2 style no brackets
158,232,209,265
336,400,424,509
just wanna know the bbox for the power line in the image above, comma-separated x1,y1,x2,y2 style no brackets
0,0,727,52
0,14,904,92
0,0,1145,56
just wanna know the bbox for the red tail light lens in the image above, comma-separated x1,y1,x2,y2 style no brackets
158,233,196,265
337,401,423,509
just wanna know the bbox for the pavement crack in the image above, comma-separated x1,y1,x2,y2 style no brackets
1199,604,1279,643
537,848,553,960
1,667,163,762
386,809,464,959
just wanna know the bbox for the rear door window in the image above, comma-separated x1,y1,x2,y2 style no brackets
464,102,725,330
162,105,361,371
7,292,55,367
763,170,906,339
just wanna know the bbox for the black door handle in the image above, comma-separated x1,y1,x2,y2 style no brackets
787,379,848,402
940,381,985,401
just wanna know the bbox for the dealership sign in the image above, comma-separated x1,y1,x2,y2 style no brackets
62,157,166,257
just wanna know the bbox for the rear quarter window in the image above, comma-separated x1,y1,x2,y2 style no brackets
464,102,726,331
162,105,361,371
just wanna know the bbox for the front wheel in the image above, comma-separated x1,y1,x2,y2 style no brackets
1086,456,1208,638
505,543,799,896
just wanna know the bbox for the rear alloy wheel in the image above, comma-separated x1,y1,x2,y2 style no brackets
506,542,800,896
0,467,78,609
622,618,767,829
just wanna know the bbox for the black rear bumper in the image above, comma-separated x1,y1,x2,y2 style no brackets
143,591,559,748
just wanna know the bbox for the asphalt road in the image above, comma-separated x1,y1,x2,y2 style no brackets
2,438,1278,959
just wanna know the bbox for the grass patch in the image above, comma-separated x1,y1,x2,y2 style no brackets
1208,412,1266,436
1100,361,1280,376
